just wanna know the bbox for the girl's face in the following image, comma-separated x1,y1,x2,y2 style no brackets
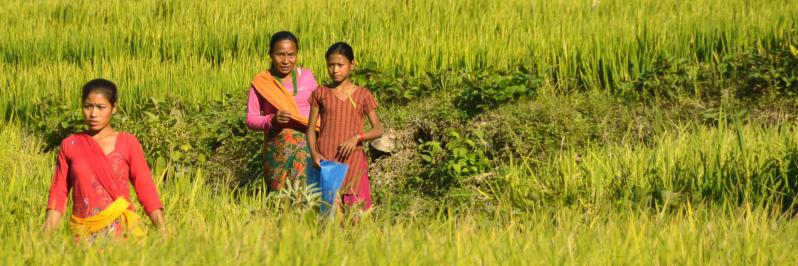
82,92,116,133
270,40,298,77
326,53,354,84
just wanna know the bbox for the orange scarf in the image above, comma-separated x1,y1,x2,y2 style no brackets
251,70,319,131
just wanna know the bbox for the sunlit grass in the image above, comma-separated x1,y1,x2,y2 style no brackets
2,1,797,264
1,0,796,118
2,121,798,264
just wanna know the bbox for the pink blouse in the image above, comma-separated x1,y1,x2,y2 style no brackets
246,68,318,131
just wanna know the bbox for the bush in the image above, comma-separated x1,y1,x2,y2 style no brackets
26,94,263,186
727,44,798,99
415,131,491,193
352,62,449,106
619,56,695,102
454,66,543,116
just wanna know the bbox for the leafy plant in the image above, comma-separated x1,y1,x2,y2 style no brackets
619,56,693,102
352,62,453,106
271,179,323,213
727,44,798,99
415,130,491,193
23,98,84,150
454,66,543,116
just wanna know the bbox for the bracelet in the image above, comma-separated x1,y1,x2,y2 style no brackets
356,133,364,142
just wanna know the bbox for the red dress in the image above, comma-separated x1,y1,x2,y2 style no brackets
309,86,378,209
47,132,163,220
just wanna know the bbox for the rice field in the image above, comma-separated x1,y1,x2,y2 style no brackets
1,0,796,117
2,0,798,264
3,116,798,264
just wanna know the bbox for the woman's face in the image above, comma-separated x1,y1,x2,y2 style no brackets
82,92,116,133
326,53,354,84
270,40,298,77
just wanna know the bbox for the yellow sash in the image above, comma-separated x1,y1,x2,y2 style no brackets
69,198,145,238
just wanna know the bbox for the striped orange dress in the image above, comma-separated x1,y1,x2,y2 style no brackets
309,85,378,209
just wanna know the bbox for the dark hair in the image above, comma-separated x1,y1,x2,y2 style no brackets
81,78,118,106
325,42,355,61
269,31,299,55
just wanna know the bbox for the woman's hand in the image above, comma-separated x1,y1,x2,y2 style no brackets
287,119,308,132
311,152,326,169
337,136,360,159
272,110,292,125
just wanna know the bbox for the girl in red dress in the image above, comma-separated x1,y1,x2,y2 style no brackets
43,79,166,239
307,42,384,210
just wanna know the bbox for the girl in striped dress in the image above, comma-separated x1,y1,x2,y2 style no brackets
307,42,383,210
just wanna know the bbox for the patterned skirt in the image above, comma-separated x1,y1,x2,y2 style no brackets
263,128,310,191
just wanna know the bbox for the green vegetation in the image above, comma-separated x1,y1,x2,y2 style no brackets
4,115,798,264
2,0,798,264
2,0,796,118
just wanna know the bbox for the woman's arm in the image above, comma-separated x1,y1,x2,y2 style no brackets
286,116,308,132
307,105,325,168
246,87,278,131
248,86,299,132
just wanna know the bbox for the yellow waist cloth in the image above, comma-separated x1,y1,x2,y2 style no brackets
69,198,145,238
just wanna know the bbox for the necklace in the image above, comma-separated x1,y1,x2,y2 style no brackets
275,69,298,96
333,84,358,108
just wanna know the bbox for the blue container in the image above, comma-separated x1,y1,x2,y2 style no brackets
307,160,349,215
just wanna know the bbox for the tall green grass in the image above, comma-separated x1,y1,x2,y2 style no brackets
487,121,798,211
1,0,796,119
3,120,798,264
2,1,798,264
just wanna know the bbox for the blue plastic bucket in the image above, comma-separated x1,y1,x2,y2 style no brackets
307,159,348,215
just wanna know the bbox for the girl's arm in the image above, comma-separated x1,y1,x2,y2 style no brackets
362,109,384,141
43,210,62,233
338,109,383,159
147,210,166,232
127,135,166,231
307,105,325,168
44,141,71,233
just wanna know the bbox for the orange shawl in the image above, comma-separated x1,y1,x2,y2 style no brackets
251,70,319,131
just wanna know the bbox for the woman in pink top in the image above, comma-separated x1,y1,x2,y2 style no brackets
246,31,318,190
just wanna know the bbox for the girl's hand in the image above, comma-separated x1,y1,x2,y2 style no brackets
311,152,326,169
42,209,63,234
148,209,167,235
337,136,359,159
